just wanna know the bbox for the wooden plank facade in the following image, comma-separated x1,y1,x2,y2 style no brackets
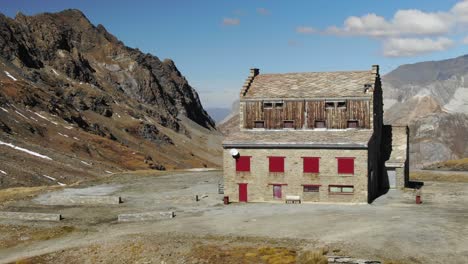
243,99,370,129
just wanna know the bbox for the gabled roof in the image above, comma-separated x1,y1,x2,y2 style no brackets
241,67,379,99
223,129,374,149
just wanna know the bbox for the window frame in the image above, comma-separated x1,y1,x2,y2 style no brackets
302,157,320,173
314,120,326,129
336,157,355,175
268,156,285,173
253,120,265,128
347,120,359,128
303,184,320,193
235,156,251,172
328,185,354,195
283,120,295,129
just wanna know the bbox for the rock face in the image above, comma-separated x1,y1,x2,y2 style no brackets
0,9,222,188
383,54,468,168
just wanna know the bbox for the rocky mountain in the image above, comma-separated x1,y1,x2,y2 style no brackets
0,9,222,188
205,107,230,123
383,54,468,168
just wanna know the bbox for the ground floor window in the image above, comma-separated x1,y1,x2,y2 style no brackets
303,185,320,192
329,185,354,194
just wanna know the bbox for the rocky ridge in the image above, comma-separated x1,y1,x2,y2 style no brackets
0,9,222,188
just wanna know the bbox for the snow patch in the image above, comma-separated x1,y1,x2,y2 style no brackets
15,110,29,120
57,182,66,186
64,126,73,130
34,112,58,125
52,69,59,76
4,71,17,81
81,160,92,166
0,140,53,160
42,174,57,181
73,137,79,141
0,170,7,175
0,107,8,113
58,132,69,138
105,170,113,174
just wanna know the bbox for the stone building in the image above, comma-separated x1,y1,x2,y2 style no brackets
223,65,390,203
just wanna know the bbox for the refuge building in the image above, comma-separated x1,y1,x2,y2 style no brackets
223,65,397,203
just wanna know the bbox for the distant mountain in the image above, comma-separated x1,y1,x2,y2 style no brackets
205,108,231,123
383,54,468,168
0,9,222,188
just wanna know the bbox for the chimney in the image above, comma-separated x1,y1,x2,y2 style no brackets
371,65,379,75
250,68,259,77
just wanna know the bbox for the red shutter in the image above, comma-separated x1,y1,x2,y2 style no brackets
236,156,251,172
303,157,319,173
337,158,354,174
269,157,285,172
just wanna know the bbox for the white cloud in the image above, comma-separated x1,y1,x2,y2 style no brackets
223,18,240,26
257,8,270,16
452,0,468,23
327,10,453,37
296,26,316,34
383,37,454,57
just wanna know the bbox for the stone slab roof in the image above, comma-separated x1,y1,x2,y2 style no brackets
223,129,374,148
385,126,408,167
243,70,377,99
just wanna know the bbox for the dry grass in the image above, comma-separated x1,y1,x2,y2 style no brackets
410,171,468,183
0,225,75,249
0,186,62,204
424,158,468,171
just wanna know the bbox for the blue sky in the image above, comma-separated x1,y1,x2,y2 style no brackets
2,0,468,108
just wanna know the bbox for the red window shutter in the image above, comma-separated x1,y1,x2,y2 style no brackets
303,157,319,173
337,158,354,174
236,156,251,172
269,157,285,172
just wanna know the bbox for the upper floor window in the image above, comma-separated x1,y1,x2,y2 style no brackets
325,101,347,109
236,156,251,172
283,120,294,129
347,120,358,128
314,120,326,128
337,157,355,174
337,101,346,108
254,120,265,128
302,157,320,173
263,102,273,109
325,102,334,109
264,101,283,109
269,156,285,173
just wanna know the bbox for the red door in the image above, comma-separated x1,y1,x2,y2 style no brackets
239,183,248,202
273,185,282,199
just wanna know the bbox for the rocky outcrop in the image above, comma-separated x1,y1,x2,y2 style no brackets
0,9,222,188
383,54,468,167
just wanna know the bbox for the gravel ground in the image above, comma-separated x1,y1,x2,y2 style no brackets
0,170,467,263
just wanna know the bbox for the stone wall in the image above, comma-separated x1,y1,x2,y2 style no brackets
223,148,368,203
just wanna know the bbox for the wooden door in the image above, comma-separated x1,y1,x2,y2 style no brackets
273,185,282,199
239,183,248,202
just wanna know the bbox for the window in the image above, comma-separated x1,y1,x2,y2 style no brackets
236,156,251,172
325,102,334,108
273,185,282,198
314,120,326,128
347,120,358,128
329,185,354,194
337,101,346,108
263,102,273,109
303,185,320,192
269,156,285,173
283,120,294,129
275,102,284,108
302,157,319,173
337,157,355,174
254,121,265,128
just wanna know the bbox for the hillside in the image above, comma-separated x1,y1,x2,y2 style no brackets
383,54,468,167
0,9,222,188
